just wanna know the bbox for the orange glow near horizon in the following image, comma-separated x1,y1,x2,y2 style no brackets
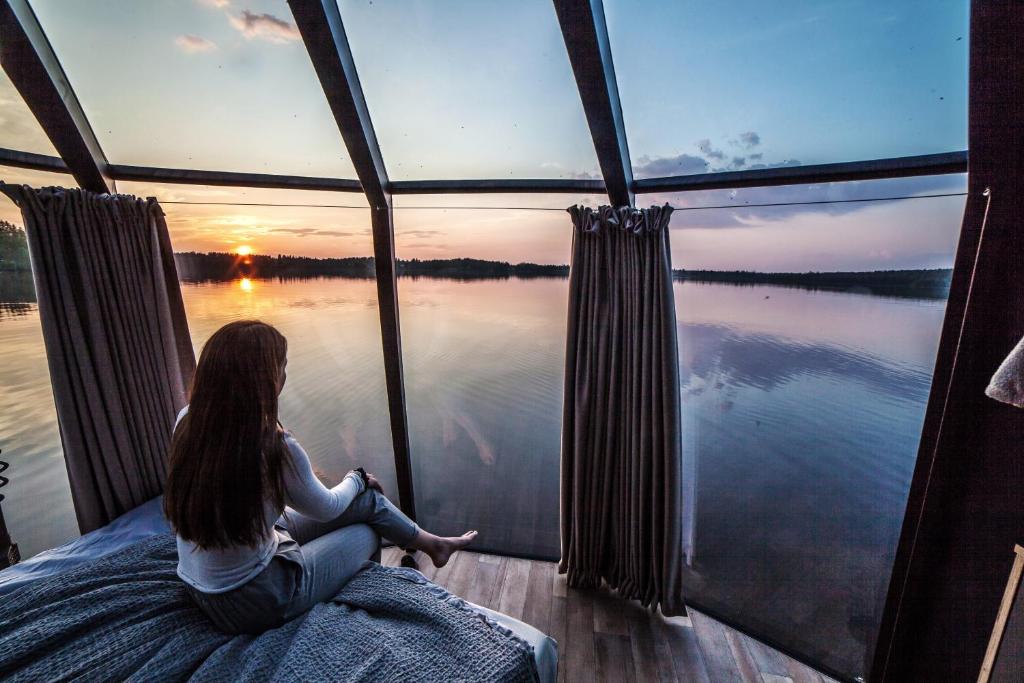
239,277,254,292
235,245,253,256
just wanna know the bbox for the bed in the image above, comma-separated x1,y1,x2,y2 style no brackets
0,498,557,682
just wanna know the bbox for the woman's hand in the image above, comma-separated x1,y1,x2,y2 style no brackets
365,472,383,492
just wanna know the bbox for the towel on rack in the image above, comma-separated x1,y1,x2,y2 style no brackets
986,335,1024,407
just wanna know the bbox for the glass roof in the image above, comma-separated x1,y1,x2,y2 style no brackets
0,70,57,156
337,0,600,180
605,0,969,178
28,0,357,178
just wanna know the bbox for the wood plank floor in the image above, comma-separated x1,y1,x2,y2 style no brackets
381,548,840,683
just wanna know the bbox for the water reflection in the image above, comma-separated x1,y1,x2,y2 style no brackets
0,274,944,679
675,283,943,676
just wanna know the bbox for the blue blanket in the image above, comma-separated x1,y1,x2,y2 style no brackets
0,534,538,682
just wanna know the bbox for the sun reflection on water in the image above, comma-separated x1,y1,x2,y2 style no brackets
239,277,254,293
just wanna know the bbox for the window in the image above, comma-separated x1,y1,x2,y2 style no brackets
120,181,400,502
606,0,969,178
393,193,605,558
337,0,600,180
0,166,78,558
28,0,357,178
656,175,967,678
0,69,57,155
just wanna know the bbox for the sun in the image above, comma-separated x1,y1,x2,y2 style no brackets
235,245,253,256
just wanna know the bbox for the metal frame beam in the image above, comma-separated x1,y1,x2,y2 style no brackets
108,164,363,193
390,178,607,195
0,0,109,193
553,0,633,207
288,0,415,520
633,152,968,194
1,148,967,200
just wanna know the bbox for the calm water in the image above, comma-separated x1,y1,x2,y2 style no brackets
0,275,944,677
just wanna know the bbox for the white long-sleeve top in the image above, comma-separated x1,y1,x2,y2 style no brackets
172,406,365,593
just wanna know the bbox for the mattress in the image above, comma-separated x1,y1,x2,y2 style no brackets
0,497,556,683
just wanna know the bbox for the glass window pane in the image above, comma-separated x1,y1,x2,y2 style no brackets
120,181,399,502
394,193,605,558
338,0,600,181
0,166,78,559
29,1,357,178
0,70,58,155
654,176,966,679
606,0,969,178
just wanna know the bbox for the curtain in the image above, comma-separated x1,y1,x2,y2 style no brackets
0,185,195,533
559,204,685,616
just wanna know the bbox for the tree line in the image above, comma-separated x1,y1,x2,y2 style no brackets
0,221,30,272
0,231,954,300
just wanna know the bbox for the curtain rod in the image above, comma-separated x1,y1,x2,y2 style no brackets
156,192,967,212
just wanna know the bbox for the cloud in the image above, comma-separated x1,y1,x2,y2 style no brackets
198,0,230,7
229,10,301,43
175,34,217,53
731,157,746,168
268,227,358,238
696,139,726,161
734,131,761,149
642,173,967,230
748,153,763,162
398,229,443,239
634,153,709,179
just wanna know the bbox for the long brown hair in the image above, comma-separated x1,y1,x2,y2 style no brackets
164,320,290,549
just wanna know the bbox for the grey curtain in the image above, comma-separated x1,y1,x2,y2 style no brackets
559,204,686,616
0,185,195,533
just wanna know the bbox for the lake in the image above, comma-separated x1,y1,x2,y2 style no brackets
0,273,944,678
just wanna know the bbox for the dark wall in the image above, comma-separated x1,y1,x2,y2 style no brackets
873,2,1024,681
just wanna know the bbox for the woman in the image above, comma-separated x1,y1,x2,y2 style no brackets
164,320,476,634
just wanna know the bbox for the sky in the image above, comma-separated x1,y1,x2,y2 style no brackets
1,0,970,271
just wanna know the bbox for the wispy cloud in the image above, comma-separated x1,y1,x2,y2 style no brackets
398,229,443,240
268,227,357,238
198,0,230,7
175,34,218,53
229,10,301,43
733,131,761,149
696,139,726,161
644,173,966,230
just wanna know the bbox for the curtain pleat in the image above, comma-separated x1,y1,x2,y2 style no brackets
0,184,195,533
559,204,685,616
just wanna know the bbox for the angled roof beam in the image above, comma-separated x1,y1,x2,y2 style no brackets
288,0,416,521
553,0,633,207
288,0,388,208
0,0,109,193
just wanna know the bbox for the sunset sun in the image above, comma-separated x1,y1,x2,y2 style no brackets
235,245,252,256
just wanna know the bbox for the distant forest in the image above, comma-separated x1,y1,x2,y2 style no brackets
0,221,30,272
0,229,954,301
173,252,570,281
174,250,953,299
673,268,953,299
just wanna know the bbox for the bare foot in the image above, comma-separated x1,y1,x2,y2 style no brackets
427,531,478,568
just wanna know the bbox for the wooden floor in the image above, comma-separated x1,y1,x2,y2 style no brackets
381,548,839,683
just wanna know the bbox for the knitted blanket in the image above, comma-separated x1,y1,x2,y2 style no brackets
0,534,538,682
